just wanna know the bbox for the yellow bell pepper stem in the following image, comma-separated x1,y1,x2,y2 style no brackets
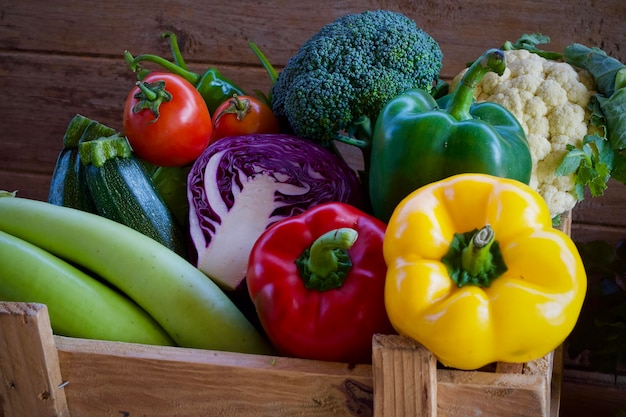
461,225,498,284
442,224,507,288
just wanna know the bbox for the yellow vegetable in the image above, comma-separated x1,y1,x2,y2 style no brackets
384,173,587,370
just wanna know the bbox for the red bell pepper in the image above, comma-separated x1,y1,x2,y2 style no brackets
247,202,394,363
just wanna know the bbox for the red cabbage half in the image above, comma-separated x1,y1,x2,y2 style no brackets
187,134,362,291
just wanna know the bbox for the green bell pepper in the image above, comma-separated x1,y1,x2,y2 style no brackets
368,48,532,222
124,32,245,114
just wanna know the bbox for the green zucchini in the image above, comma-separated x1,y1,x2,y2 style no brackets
79,134,188,258
48,114,115,212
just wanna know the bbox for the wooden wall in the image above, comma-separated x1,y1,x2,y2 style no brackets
1,0,625,243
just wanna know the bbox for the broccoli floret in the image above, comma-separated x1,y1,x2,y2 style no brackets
271,10,443,149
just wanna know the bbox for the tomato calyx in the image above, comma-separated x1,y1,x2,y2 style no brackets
212,94,251,124
132,79,173,122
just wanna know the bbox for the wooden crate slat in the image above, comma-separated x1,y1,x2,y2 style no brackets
53,335,373,417
372,334,438,417
0,303,562,417
0,302,70,417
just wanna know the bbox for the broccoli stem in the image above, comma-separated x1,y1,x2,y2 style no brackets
334,115,373,175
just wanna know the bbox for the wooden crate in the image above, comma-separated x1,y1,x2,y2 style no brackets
1,2,623,414
0,215,573,417
0,302,561,417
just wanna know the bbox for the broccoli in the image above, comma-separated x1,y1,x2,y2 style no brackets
271,10,443,154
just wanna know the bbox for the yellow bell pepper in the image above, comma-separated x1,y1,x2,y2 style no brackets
384,173,587,370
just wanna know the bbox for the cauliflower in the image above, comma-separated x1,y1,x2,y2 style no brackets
452,48,597,217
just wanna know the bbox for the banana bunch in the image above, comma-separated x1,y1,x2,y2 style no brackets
0,192,272,354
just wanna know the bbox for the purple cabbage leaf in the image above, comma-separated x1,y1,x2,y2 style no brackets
187,134,362,291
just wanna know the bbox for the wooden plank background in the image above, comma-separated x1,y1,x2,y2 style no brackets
0,0,625,243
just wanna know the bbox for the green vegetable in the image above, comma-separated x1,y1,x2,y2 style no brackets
270,10,443,169
79,134,188,258
502,33,563,60
503,34,626,197
369,49,532,222
247,41,278,107
0,229,174,346
125,32,245,114
48,115,115,212
0,194,273,354
150,165,191,229
563,44,626,184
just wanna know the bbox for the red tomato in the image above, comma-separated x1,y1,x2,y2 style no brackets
211,94,280,142
123,72,213,167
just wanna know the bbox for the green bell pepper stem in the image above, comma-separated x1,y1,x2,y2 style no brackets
125,50,202,86
295,227,358,292
124,43,245,114
162,32,188,70
447,49,506,121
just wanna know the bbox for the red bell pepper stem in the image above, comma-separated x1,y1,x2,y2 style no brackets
296,227,358,291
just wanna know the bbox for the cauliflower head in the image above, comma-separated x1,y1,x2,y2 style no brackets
452,48,597,217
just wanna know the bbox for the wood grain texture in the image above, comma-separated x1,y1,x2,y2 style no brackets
437,372,550,417
1,0,624,207
372,334,438,417
53,335,374,417
0,303,69,417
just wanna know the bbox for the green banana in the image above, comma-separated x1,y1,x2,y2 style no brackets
0,194,273,355
0,229,174,346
